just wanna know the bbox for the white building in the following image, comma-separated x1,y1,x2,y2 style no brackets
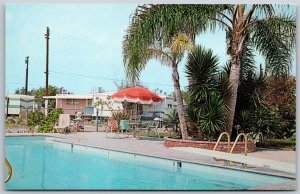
5,94,35,116
92,92,123,117
142,96,177,112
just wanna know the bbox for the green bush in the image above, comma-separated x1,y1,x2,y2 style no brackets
38,108,64,133
27,110,44,127
162,109,179,134
258,139,296,150
111,110,131,124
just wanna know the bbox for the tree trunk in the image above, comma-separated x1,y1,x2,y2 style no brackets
226,5,245,136
171,62,188,140
227,57,241,136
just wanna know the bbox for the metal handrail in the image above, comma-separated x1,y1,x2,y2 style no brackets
213,132,230,152
230,133,248,156
5,158,13,183
213,132,248,168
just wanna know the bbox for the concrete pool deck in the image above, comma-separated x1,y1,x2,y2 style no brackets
5,132,296,190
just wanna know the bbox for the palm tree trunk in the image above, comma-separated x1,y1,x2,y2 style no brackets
227,57,242,136
226,5,245,136
171,62,188,140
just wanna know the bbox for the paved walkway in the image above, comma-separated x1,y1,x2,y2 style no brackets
172,147,296,174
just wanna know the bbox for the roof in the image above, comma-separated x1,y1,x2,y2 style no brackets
43,94,93,99
6,94,35,99
42,92,118,99
159,95,175,99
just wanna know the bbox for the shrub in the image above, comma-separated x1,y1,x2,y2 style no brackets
111,110,131,124
38,108,63,133
27,110,44,127
162,109,179,133
185,46,229,140
259,139,296,151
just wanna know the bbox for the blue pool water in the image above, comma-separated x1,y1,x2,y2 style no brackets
5,136,294,190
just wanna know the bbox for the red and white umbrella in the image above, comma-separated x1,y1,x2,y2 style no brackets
111,86,162,104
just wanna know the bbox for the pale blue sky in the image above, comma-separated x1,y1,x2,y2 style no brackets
5,4,296,95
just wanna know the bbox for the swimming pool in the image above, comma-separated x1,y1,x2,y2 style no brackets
5,136,295,190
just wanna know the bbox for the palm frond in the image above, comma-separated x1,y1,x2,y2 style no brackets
123,4,223,82
170,33,194,62
250,13,296,77
252,4,275,19
198,92,227,135
185,45,220,102
217,71,231,100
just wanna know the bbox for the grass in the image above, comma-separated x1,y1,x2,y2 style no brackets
258,139,296,151
134,131,170,138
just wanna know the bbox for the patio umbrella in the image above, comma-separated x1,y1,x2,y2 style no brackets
111,86,162,119
111,86,162,105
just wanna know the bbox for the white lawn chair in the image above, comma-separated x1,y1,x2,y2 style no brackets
54,114,73,133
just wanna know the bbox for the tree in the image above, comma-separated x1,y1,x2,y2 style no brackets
263,75,296,138
124,31,193,139
15,87,35,95
125,4,296,136
114,80,142,90
33,85,60,109
98,87,105,93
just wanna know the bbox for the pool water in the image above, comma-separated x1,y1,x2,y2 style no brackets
5,136,294,190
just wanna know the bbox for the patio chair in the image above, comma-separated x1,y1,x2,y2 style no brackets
137,120,160,139
54,114,73,134
106,119,120,138
119,120,131,138
148,120,160,138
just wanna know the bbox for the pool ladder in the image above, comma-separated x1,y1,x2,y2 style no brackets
5,158,13,183
213,132,248,168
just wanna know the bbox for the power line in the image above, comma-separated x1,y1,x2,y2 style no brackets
49,70,125,82
6,82,40,87
49,70,176,87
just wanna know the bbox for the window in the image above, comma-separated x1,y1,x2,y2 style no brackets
86,99,93,106
66,99,79,105
84,107,94,115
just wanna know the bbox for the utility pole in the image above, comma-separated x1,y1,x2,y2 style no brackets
25,56,29,95
25,56,29,131
96,108,99,132
45,27,50,96
45,27,50,116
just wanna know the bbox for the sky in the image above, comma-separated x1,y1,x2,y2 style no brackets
5,4,296,95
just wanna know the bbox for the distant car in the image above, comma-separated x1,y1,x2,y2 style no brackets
140,111,164,122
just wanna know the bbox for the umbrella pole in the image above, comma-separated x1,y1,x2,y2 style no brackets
136,103,138,120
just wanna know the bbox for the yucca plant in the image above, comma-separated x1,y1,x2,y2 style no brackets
185,45,270,141
198,92,227,140
162,109,179,134
185,46,229,140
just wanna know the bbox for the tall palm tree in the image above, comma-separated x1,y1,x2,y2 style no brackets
124,32,193,139
123,4,296,137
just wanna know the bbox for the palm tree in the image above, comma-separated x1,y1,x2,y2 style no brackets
124,32,193,139
123,4,295,136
